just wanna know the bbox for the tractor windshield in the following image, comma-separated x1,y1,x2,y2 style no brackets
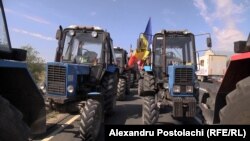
0,3,11,51
165,34,195,66
114,51,123,67
62,30,103,65
154,33,196,66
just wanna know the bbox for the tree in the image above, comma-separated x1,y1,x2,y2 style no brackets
21,45,45,83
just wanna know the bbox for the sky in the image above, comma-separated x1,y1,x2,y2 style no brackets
3,0,250,62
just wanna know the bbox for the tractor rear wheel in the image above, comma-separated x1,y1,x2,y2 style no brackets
79,99,102,141
143,72,155,95
117,77,126,101
219,76,250,124
138,78,144,96
142,96,159,125
130,72,135,88
0,96,30,141
125,72,130,95
102,73,118,115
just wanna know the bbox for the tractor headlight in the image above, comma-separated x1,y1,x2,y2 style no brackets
163,83,169,89
38,82,46,94
39,83,45,90
68,30,75,36
91,31,98,38
173,85,181,93
186,86,193,93
67,85,74,93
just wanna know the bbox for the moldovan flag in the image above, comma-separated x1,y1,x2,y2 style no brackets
128,18,152,68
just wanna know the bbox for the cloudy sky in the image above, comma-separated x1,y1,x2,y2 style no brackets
3,0,250,62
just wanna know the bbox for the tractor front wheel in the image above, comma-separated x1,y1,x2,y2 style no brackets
142,96,159,125
116,77,127,101
79,99,102,141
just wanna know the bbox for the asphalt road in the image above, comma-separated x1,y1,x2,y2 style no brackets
38,81,221,141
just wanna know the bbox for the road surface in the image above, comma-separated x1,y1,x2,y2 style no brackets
35,81,220,141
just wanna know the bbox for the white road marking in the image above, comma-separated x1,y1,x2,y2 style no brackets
41,115,80,141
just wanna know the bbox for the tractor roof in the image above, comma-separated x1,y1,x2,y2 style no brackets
156,29,193,35
114,47,128,53
66,25,104,31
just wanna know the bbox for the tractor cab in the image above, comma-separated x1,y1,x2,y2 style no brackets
0,3,26,61
114,47,128,73
153,30,197,69
59,26,103,66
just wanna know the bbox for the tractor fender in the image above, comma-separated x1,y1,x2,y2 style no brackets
0,60,46,135
213,53,250,123
87,92,103,102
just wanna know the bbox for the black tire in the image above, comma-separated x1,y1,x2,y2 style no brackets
138,78,144,96
102,73,118,115
117,77,126,101
0,96,30,141
79,99,102,141
125,73,130,95
130,73,135,88
219,76,250,124
142,96,159,125
142,72,155,94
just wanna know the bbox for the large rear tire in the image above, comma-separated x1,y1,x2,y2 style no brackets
130,72,135,88
219,76,250,124
138,78,144,96
0,96,30,141
142,96,159,125
102,73,118,115
142,72,155,95
79,99,102,141
116,77,126,101
125,72,130,95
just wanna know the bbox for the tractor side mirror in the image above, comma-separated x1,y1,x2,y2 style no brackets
234,33,250,53
246,33,250,48
206,37,212,48
55,25,63,40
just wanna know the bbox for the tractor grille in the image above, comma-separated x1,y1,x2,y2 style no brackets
175,68,193,84
47,65,66,95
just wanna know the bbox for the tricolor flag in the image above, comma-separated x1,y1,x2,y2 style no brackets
128,18,152,69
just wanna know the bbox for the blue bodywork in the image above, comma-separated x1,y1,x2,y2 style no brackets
144,65,152,72
0,60,36,83
46,62,118,100
107,64,118,73
168,65,195,96
0,60,27,68
46,62,90,98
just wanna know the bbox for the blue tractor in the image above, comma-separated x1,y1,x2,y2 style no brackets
0,1,46,140
140,30,204,124
44,25,119,140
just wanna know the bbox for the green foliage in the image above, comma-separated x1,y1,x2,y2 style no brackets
21,45,45,83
